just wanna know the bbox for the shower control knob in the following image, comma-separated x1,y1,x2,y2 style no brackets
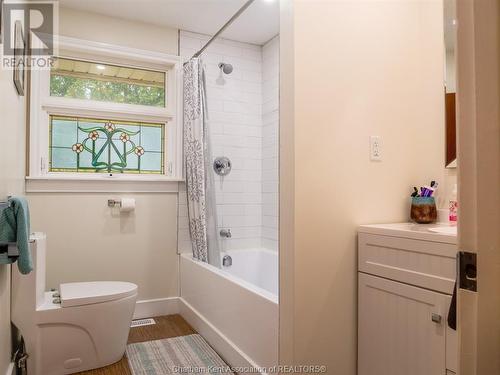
52,298,62,305
52,292,60,298
213,157,232,176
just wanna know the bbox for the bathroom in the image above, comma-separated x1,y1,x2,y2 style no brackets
0,0,498,375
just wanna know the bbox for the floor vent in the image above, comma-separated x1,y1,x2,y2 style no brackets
131,318,156,328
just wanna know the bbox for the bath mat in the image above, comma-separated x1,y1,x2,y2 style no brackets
126,334,233,374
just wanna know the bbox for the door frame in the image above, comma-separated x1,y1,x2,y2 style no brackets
456,0,500,374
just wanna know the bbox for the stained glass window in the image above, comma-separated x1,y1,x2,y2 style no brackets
49,116,165,174
50,58,166,107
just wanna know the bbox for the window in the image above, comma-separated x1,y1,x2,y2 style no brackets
49,116,165,174
50,58,166,107
28,37,182,191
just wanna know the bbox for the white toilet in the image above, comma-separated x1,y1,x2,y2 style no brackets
11,233,138,375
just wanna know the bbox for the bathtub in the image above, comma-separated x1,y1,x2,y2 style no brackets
180,249,278,373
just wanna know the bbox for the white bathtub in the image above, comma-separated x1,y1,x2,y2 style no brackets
180,249,278,372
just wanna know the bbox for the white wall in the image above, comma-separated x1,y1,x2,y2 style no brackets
26,8,181,301
178,31,279,253
0,58,27,373
58,7,178,54
444,48,458,203
262,36,279,251
280,0,446,373
28,193,179,300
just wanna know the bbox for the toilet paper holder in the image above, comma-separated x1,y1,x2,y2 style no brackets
107,199,121,208
108,198,135,213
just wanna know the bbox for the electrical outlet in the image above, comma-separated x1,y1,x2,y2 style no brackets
370,136,382,161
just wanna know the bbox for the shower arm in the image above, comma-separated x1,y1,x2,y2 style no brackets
184,0,256,64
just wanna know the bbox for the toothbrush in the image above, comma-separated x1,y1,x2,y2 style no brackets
422,182,439,197
411,187,419,197
429,182,438,197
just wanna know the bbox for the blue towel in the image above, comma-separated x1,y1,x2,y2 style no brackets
0,197,33,274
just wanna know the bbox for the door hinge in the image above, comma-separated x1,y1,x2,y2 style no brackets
12,336,28,375
458,251,477,292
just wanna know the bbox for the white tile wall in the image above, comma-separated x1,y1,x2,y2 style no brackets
261,36,279,251
178,31,279,253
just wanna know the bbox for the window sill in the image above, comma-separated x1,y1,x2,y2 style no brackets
25,176,183,193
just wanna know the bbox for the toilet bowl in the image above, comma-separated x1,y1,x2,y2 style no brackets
11,234,138,375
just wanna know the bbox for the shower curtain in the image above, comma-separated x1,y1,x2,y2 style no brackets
183,58,221,267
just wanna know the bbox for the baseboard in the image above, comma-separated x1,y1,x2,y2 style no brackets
178,298,263,375
5,363,14,375
133,297,179,319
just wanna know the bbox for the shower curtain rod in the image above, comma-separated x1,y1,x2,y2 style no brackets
184,0,256,64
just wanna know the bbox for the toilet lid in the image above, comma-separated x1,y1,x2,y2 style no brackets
59,281,138,308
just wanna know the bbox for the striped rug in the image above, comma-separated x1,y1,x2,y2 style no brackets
126,334,233,374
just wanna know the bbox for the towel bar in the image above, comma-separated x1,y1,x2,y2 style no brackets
0,195,13,210
0,242,19,256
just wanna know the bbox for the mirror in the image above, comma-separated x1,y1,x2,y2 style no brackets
444,0,457,168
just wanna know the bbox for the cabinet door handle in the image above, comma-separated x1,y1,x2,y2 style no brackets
431,313,442,324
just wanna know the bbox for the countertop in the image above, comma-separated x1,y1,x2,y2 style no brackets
358,222,457,244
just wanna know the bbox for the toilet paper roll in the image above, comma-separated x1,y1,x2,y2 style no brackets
119,198,136,213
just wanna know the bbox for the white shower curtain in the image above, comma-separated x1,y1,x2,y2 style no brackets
183,58,221,267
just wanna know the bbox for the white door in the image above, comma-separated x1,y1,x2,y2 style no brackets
358,273,450,375
456,1,500,374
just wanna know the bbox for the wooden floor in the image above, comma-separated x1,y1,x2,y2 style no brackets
76,315,196,375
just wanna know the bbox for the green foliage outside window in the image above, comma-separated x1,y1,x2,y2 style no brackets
50,74,165,107
50,57,166,107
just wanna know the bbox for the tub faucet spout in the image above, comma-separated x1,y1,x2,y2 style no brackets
222,255,232,267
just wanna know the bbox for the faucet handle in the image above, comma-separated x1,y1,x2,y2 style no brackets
220,229,232,238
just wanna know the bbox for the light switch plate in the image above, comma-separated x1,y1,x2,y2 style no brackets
370,136,382,161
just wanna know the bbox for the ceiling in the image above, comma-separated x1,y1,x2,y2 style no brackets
57,0,280,45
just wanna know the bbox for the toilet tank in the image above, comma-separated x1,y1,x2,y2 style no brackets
11,233,47,375
33,233,47,307
11,233,47,326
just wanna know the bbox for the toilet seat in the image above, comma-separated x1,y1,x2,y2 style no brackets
60,281,138,308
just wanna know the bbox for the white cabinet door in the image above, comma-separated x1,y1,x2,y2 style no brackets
358,273,451,375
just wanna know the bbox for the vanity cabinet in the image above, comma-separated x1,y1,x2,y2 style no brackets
357,224,457,375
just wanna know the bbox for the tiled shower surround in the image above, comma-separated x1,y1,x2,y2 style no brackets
261,36,279,251
178,31,279,253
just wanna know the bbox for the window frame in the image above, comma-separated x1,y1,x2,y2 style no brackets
28,36,183,192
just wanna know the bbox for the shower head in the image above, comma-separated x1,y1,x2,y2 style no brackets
218,62,233,74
